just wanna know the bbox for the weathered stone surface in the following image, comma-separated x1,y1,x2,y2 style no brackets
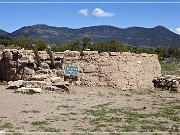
8,80,24,89
1,49,161,91
41,62,50,69
56,70,64,77
30,75,49,81
64,51,80,57
46,84,69,92
109,52,120,56
99,52,109,57
153,75,180,92
83,63,97,73
23,81,52,89
16,87,43,93
50,77,63,83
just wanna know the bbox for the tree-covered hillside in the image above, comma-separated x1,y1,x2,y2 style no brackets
1,24,180,47
0,37,180,60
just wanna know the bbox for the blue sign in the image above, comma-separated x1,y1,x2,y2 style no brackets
65,65,78,76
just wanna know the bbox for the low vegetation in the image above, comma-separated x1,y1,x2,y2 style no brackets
161,61,180,75
31,121,49,126
1,37,180,61
83,102,180,132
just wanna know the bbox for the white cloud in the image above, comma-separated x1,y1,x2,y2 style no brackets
92,8,116,17
78,9,89,16
175,28,180,35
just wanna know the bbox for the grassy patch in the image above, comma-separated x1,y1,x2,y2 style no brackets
46,114,77,122
122,125,136,132
57,105,75,110
169,124,180,132
68,112,78,115
92,102,113,108
125,94,131,97
31,121,49,126
5,133,22,135
160,61,180,75
154,104,180,122
0,122,13,129
84,101,180,132
42,127,60,132
21,110,40,113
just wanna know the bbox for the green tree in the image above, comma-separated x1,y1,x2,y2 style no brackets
80,36,92,52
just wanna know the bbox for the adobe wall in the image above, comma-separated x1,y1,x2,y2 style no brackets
60,51,161,90
0,50,161,90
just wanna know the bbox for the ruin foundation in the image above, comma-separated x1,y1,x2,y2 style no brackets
0,49,161,90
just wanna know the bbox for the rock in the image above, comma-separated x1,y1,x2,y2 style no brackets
2,50,12,60
54,61,63,69
30,74,49,81
171,80,179,92
39,51,49,60
36,69,50,74
7,80,24,89
46,84,69,92
74,81,81,86
109,52,119,56
83,64,97,73
99,52,109,57
56,70,64,77
153,75,180,92
50,77,63,83
23,81,52,89
16,87,43,94
53,84,69,90
28,56,35,63
140,53,148,57
64,51,80,57
41,62,50,69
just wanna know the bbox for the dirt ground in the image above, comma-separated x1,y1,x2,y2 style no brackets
0,85,179,135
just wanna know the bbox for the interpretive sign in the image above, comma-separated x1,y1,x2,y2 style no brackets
64,65,78,76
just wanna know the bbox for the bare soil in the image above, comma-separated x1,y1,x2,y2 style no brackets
0,85,179,135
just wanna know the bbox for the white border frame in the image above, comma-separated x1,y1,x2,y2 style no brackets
0,1,180,4
0,1,179,134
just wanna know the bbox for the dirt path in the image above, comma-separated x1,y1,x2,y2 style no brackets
0,85,179,134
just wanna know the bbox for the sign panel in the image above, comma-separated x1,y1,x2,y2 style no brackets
64,65,78,76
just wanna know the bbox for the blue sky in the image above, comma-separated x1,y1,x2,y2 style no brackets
0,0,180,34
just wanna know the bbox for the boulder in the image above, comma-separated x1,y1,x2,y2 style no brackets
46,84,69,92
50,77,63,83
23,81,52,89
41,62,50,69
16,87,43,94
7,80,24,89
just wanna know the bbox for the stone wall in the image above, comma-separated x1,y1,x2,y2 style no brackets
0,49,161,90
61,51,161,90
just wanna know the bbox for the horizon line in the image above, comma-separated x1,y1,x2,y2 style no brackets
0,24,174,33
0,1,180,4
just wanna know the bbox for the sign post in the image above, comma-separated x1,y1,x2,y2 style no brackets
64,65,78,85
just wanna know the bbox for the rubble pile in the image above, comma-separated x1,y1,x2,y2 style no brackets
0,45,161,92
152,75,180,92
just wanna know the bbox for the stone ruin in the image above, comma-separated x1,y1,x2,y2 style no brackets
152,75,180,92
0,44,162,93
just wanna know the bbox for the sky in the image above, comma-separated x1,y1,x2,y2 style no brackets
0,0,180,35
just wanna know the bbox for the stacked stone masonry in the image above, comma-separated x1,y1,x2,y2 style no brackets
0,49,161,90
